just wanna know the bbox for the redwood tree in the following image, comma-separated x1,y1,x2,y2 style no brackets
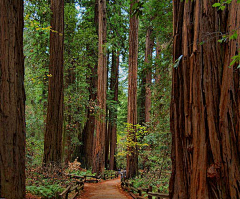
126,0,139,179
92,0,107,175
170,0,240,198
78,0,99,169
109,50,119,170
144,27,154,123
0,0,26,198
43,0,64,165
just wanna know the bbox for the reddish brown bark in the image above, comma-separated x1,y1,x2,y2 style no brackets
81,62,97,168
0,0,26,198
43,0,64,165
109,50,119,170
93,0,107,175
126,0,139,179
170,1,240,198
80,1,98,169
145,27,154,123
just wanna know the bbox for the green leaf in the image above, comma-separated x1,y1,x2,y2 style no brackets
212,3,221,7
229,32,238,40
220,5,226,10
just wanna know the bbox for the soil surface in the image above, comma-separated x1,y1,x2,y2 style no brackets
78,177,132,199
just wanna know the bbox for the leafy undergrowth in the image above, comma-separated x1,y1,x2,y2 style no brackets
129,170,171,194
26,158,89,198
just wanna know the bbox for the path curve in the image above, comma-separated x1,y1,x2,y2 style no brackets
78,177,132,199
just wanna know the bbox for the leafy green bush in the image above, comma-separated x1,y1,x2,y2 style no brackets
26,184,64,199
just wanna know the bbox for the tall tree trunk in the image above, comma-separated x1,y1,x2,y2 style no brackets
43,0,64,165
80,1,98,169
170,1,240,198
81,61,97,168
153,40,161,127
105,52,110,169
138,75,146,125
126,0,139,179
0,1,26,198
145,27,154,123
92,0,107,175
109,50,119,170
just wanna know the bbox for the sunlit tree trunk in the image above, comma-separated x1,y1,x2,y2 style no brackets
43,0,64,165
126,0,139,179
0,0,26,198
93,0,107,175
170,1,240,198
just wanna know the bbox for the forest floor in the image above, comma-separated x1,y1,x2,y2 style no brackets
78,177,132,199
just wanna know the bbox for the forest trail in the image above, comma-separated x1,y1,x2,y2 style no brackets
78,177,132,199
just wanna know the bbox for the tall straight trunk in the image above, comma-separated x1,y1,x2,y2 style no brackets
80,1,98,169
81,61,97,168
153,40,161,126
92,0,107,175
43,0,64,165
126,0,139,179
138,75,146,124
109,50,119,170
0,1,26,198
144,27,154,123
105,52,110,169
170,1,240,198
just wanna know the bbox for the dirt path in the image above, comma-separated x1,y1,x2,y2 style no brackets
78,177,132,199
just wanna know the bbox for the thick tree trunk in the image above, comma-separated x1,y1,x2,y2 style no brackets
43,0,64,165
109,50,119,170
92,0,107,175
138,75,146,124
81,62,97,168
79,1,98,169
145,27,154,123
170,1,240,198
126,0,139,179
0,1,26,198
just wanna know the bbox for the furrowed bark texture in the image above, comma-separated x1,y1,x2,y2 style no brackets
109,50,119,170
170,1,240,198
145,27,154,123
127,0,139,179
93,0,107,175
43,0,64,165
0,0,26,198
